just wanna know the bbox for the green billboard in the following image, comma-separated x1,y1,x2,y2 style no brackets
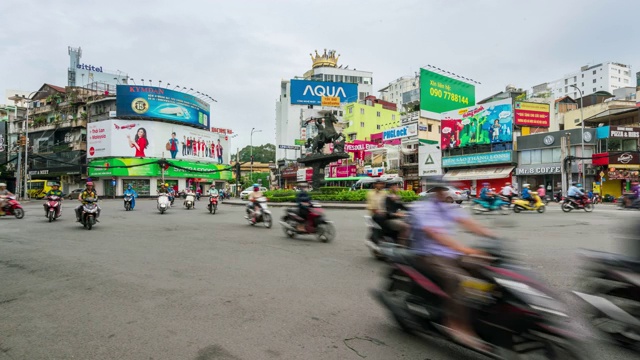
88,158,233,180
419,68,476,113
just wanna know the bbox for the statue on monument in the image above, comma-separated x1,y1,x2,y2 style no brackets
305,112,345,155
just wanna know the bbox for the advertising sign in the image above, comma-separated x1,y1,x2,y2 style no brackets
419,144,443,176
515,166,561,175
420,68,476,114
607,168,639,181
514,102,550,127
278,145,300,150
609,152,639,166
442,150,513,168
440,98,513,149
87,119,228,163
609,126,640,138
296,168,313,182
321,96,341,107
211,127,233,135
344,141,381,152
88,158,232,180
328,165,356,178
116,85,210,129
294,139,306,146
290,79,358,105
383,124,418,141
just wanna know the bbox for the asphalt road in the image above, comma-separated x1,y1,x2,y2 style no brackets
0,199,638,360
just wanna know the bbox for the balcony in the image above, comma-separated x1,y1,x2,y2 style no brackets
29,118,87,132
31,105,54,114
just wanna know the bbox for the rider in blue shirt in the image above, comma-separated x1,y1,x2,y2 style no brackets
567,182,584,201
479,182,494,207
123,184,138,209
521,184,534,206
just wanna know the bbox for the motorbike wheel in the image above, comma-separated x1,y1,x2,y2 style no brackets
160,208,165,214
86,218,93,230
472,203,484,214
263,213,272,228
513,336,591,360
513,206,522,213
584,203,594,213
500,204,511,215
561,203,573,213
317,223,336,243
213,205,217,214
13,208,24,219
283,220,296,238
48,210,54,223
537,206,546,214
208,205,212,214
125,203,131,211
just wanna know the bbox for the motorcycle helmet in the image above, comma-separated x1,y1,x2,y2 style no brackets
576,183,582,188
505,182,511,185
86,181,93,186
164,183,169,187
51,182,60,188
127,184,133,190
482,182,490,187
523,183,530,188
539,185,544,188
0,183,6,187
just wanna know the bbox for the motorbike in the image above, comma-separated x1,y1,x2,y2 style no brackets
44,195,62,222
280,202,336,242
554,191,564,203
0,196,25,219
471,195,511,215
573,249,640,349
123,194,133,211
184,193,195,210
363,215,404,259
157,194,170,214
196,192,201,201
617,194,640,210
512,192,546,213
371,237,590,359
80,197,99,230
562,195,594,213
245,197,272,228
208,195,219,214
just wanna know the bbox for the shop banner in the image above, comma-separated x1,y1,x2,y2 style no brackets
609,152,640,165
440,98,513,149
514,102,550,127
607,168,639,181
328,165,356,178
418,144,443,176
609,126,640,138
442,150,513,168
88,119,228,163
297,168,313,182
88,158,233,180
515,166,561,175
116,85,210,129
383,124,418,141
344,141,381,152
419,68,476,113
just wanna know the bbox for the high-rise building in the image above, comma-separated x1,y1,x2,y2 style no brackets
378,75,419,111
531,62,633,99
275,50,373,160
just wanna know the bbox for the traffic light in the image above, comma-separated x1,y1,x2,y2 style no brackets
19,136,26,146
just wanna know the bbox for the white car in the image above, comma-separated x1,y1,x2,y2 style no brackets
240,186,267,200
419,186,467,204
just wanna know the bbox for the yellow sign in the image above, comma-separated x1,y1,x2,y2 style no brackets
593,183,601,194
516,102,550,112
321,96,340,107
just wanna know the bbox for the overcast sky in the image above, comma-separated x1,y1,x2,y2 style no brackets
1,0,638,148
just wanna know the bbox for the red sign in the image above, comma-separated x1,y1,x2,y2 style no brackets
328,165,356,178
441,119,463,149
89,147,95,156
514,102,550,127
210,127,233,134
344,141,381,152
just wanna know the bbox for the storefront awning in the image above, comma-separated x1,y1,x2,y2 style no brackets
443,166,514,181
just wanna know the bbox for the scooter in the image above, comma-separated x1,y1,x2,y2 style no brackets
184,193,195,210
123,195,133,211
80,197,99,230
44,195,62,222
371,237,589,359
512,192,546,213
471,195,510,215
208,195,218,214
561,195,594,213
245,197,272,228
0,196,24,219
573,249,640,349
617,194,640,210
280,202,336,242
363,215,404,259
157,194,170,214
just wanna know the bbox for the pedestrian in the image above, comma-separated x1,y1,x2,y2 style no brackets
186,137,192,155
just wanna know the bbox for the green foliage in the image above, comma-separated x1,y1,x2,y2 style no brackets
399,190,419,202
318,186,349,194
264,189,296,198
233,143,275,163
241,173,269,189
261,188,419,203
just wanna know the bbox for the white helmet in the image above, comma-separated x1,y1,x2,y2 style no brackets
0,183,6,187
523,183,531,188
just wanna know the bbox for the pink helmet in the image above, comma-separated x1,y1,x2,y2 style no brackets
86,181,94,186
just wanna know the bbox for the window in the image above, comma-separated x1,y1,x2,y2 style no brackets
335,75,343,82
624,71,630,76
376,125,380,130
574,76,577,82
376,111,381,117
565,86,568,93
348,107,353,114
582,82,584,86
564,79,568,85
428,124,433,132
519,151,531,165
360,108,364,115
339,111,343,116
624,79,629,84
348,134,356,141
593,70,596,75
581,74,584,78
530,149,542,164
360,122,365,128
593,88,597,92
391,114,395,120
593,79,596,83
552,148,561,162
541,149,553,163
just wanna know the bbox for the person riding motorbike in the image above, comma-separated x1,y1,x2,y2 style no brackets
44,182,63,217
479,182,495,207
75,181,99,222
521,183,534,206
208,184,219,198
567,182,584,204
384,182,410,246
367,178,388,229
247,184,264,223
158,183,170,194
500,182,515,204
409,176,496,352
537,185,546,199
123,184,138,210
294,182,312,232
0,182,15,216
624,180,640,207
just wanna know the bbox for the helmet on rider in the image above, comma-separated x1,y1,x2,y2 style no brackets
253,183,259,191
539,185,544,188
51,182,60,188
0,183,6,188
523,183,530,188
482,182,490,187
505,182,511,185
127,184,133,190
164,183,169,187
576,183,582,188
86,181,93,187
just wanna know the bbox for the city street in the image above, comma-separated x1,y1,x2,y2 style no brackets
0,199,637,360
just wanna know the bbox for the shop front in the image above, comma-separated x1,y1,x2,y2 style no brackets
280,166,298,189
28,165,85,193
88,158,232,197
441,151,516,196
592,152,640,198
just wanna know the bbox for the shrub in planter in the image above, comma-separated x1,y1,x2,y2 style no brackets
319,187,350,195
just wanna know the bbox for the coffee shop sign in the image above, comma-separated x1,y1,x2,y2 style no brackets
515,166,561,175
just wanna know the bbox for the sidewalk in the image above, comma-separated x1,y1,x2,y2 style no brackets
222,199,366,210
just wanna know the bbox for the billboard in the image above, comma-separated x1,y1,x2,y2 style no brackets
440,98,513,149
514,101,550,127
290,80,358,105
419,143,443,176
420,68,476,114
0,121,6,160
116,85,210,129
88,158,233,180
87,119,228,163
383,124,418,141
442,150,513,168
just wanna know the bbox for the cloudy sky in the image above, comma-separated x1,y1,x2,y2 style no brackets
1,0,638,148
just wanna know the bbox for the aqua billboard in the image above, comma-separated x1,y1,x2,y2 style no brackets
116,85,210,129
290,79,358,105
442,150,513,168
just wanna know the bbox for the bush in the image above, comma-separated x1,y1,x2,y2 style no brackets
267,195,296,202
261,188,419,203
318,186,350,195
264,189,296,198
399,190,419,202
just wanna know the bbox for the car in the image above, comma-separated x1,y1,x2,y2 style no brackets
66,188,84,200
418,186,467,204
240,186,267,200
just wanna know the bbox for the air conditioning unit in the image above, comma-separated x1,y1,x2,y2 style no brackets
109,110,116,117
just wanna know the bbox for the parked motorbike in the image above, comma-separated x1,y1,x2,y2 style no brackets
573,249,640,349
245,197,272,228
184,193,195,210
157,194,170,214
371,237,589,359
123,195,133,211
512,192,546,213
80,197,99,230
363,215,404,259
471,195,510,215
0,196,25,219
280,202,335,242
44,195,62,222
562,195,594,213
208,195,219,214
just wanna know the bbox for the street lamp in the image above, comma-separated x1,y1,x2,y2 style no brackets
570,84,586,187
250,128,262,182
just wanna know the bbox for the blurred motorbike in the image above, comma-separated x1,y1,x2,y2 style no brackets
0,196,24,219
280,201,335,242
471,195,511,215
245,197,272,228
562,195,594,213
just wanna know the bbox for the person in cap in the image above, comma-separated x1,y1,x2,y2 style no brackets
124,183,138,210
247,184,263,223
76,181,99,222
295,182,312,231
479,182,495,207
384,181,410,245
366,178,388,227
44,182,64,217
0,183,14,216
408,176,496,352
500,182,515,204
537,184,546,199
567,181,584,202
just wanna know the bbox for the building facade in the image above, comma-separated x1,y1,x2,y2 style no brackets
378,76,419,111
342,99,399,142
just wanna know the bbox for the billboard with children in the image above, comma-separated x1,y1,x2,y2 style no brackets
440,98,513,150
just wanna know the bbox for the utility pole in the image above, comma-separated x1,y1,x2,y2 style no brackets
161,152,166,184
560,135,567,197
235,147,240,197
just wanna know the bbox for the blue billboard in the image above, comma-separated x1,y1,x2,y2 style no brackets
290,79,358,105
116,85,210,129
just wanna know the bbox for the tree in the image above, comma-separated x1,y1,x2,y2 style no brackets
233,143,275,163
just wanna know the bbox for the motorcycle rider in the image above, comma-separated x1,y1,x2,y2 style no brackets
385,182,410,245
479,182,495,207
44,182,63,217
500,182,515,204
247,184,264,223
123,184,138,210
567,182,584,204
521,183,534,206
409,176,495,352
0,182,15,216
367,178,388,229
537,184,546,200
295,182,312,232
624,180,640,207
158,183,170,194
208,184,219,198
75,181,99,222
